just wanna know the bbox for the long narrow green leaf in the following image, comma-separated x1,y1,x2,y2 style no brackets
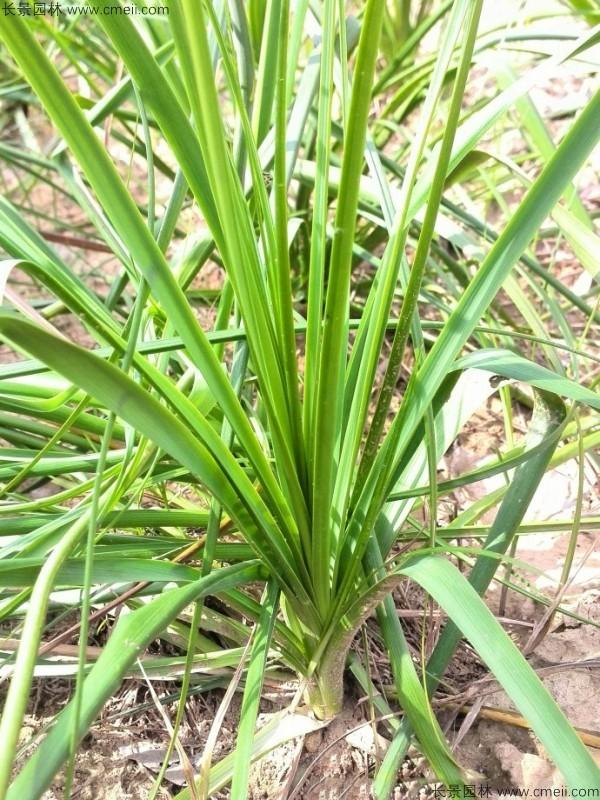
302,0,338,467
0,313,317,622
395,555,600,793
169,0,309,536
338,0,478,545
230,581,279,799
0,557,199,588
311,0,385,613
354,87,600,568
455,349,600,410
0,11,298,547
373,389,567,797
7,563,264,800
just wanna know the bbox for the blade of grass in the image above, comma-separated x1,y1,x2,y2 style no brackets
395,554,600,792
230,581,279,800
351,88,600,581
373,389,566,797
310,0,385,614
0,314,316,619
7,562,264,800
0,11,299,546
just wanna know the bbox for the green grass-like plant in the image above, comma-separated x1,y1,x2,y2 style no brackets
0,2,599,797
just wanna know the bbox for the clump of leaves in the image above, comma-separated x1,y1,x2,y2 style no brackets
0,1,599,798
